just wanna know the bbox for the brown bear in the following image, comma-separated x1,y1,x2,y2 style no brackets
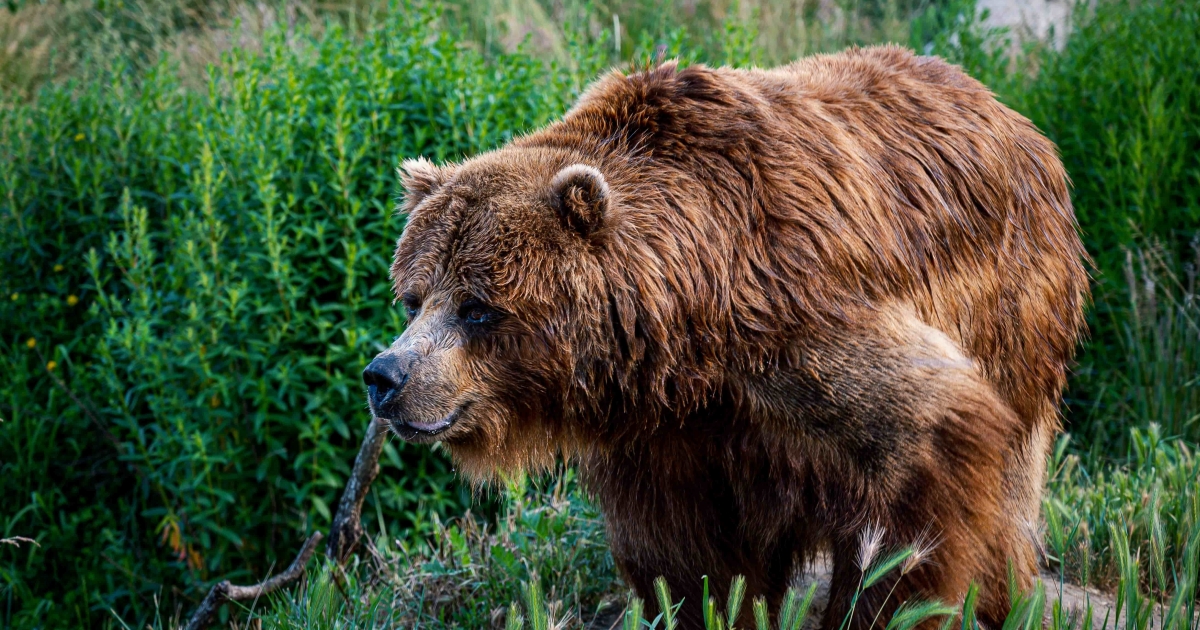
363,45,1088,629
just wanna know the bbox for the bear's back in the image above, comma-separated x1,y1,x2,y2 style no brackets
526,47,1088,431
751,46,1089,428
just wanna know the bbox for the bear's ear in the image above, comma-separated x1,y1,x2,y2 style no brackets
550,164,609,237
397,157,446,210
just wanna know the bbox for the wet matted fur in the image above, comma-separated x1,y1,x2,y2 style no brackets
370,45,1089,629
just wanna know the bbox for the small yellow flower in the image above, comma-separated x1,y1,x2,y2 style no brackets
46,361,57,371
67,295,79,307
25,338,36,349
74,133,85,142
9,293,17,301
53,264,64,272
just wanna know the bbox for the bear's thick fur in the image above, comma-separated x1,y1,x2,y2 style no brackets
369,45,1088,629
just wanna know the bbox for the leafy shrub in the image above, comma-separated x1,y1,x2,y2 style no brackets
0,3,610,626
258,471,618,629
1013,0,1200,271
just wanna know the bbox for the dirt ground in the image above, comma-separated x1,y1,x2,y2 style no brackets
792,558,1155,630
585,551,1200,630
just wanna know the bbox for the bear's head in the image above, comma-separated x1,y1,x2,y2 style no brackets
363,148,620,478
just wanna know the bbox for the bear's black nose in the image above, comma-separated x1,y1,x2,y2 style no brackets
363,354,408,413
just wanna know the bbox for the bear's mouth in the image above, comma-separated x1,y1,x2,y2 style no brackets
388,404,468,441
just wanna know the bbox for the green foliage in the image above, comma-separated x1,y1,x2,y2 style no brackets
0,3,591,626
441,0,923,67
1082,241,1200,448
253,472,618,629
1013,0,1200,271
1044,426,1200,594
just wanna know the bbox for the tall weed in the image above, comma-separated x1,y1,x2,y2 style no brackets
0,3,584,626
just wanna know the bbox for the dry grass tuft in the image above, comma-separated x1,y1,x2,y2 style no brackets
0,2,82,98
0,0,384,99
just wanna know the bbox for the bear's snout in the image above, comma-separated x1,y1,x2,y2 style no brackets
363,349,466,440
363,354,408,414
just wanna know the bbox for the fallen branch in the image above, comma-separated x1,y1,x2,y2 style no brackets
183,416,383,626
325,416,389,564
184,532,323,630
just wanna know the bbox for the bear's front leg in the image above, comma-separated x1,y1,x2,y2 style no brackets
581,432,810,629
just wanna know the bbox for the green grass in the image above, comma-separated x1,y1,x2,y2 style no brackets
232,428,1198,630
1045,426,1200,596
252,470,619,629
0,3,599,625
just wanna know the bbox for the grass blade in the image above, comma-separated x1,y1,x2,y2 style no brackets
884,600,957,630
726,575,747,629
655,576,678,630
961,582,980,630
864,549,915,589
624,597,645,630
752,596,769,630
507,601,525,630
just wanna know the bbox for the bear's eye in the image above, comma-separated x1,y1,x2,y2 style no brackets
401,293,421,320
458,298,496,326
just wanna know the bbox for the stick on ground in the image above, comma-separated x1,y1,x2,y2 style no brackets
184,532,323,630
325,417,388,564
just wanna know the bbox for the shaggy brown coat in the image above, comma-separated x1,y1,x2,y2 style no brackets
376,45,1089,629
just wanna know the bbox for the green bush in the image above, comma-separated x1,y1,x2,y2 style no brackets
0,4,611,626
1013,0,1200,271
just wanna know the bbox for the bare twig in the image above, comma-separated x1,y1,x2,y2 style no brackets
325,416,388,564
184,532,323,630
181,413,383,626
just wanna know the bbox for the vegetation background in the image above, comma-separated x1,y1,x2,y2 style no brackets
0,0,1197,628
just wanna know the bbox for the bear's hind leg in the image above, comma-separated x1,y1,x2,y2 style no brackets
788,307,1030,630
821,513,990,630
